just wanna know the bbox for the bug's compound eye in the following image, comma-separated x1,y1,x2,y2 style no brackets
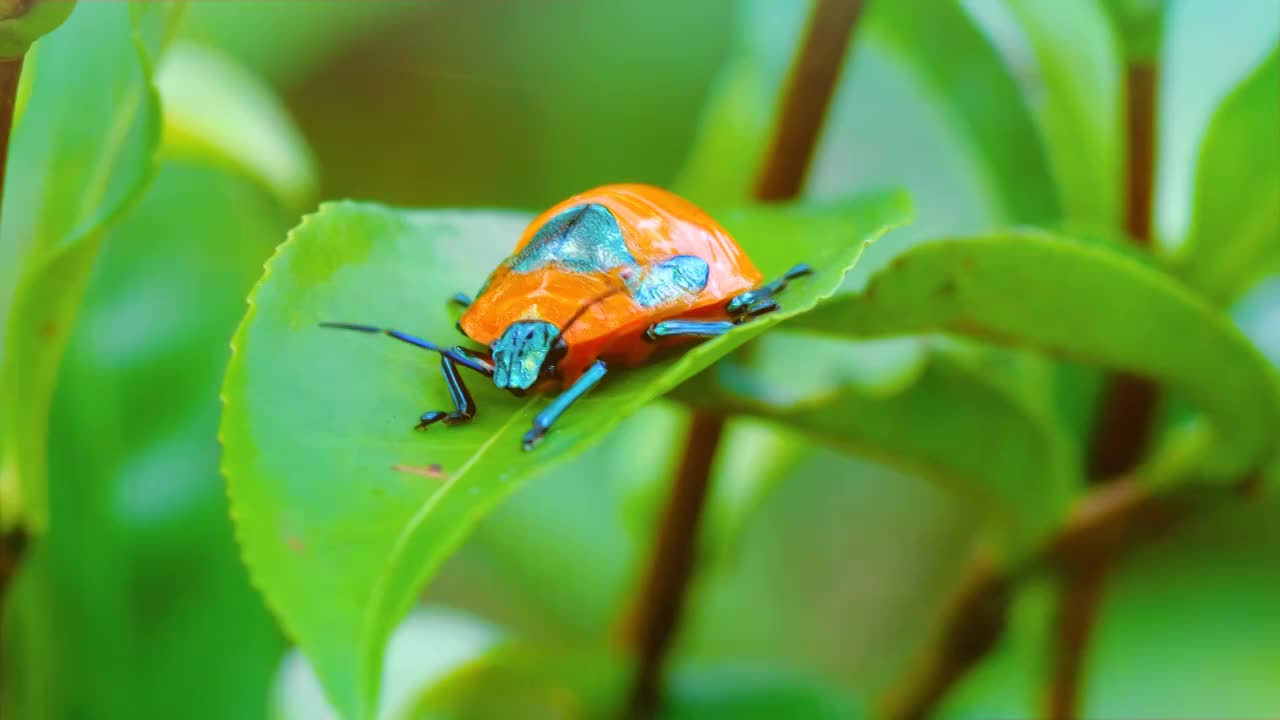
546,337,568,367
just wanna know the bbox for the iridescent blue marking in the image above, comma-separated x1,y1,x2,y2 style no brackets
627,255,710,308
491,320,559,391
510,204,637,274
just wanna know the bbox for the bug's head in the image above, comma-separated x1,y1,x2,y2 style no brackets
491,321,567,393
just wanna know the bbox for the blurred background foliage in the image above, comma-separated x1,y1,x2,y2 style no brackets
0,0,1277,718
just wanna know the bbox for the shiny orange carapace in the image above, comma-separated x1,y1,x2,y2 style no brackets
325,183,811,450
460,184,764,386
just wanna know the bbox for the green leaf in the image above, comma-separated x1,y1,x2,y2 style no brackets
156,42,318,211
426,403,683,644
0,0,74,58
863,0,1057,225
794,232,1280,481
1153,0,1277,243
0,3,185,532
4,161,289,720
179,2,432,86
409,646,863,720
1173,51,1280,304
676,0,1057,226
680,443,981,703
1100,0,1166,60
220,191,911,718
405,644,629,720
679,334,1077,549
662,665,865,720
1082,495,1280,717
972,0,1124,229
273,608,502,720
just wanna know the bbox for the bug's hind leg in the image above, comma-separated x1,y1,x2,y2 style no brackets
417,355,477,430
726,263,813,321
449,293,473,309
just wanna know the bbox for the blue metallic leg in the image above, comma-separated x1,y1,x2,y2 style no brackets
522,360,608,451
449,293,473,309
645,320,735,341
726,263,813,317
417,355,476,429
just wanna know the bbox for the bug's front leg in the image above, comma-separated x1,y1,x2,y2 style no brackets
417,355,477,429
522,360,608,451
644,319,735,341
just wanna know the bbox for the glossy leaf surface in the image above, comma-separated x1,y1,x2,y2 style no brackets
795,232,1280,481
678,335,1076,548
221,191,911,718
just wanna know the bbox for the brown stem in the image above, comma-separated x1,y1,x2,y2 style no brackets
623,411,724,719
884,550,1011,720
0,54,25,707
622,2,865,715
886,475,1239,720
753,0,866,201
0,55,24,228
1050,60,1160,720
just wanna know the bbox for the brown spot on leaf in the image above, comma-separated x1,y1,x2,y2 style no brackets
393,463,447,480
39,321,58,338
285,536,306,553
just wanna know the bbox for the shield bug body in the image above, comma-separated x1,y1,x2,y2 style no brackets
324,183,811,450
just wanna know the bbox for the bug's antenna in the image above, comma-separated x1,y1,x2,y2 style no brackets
319,322,494,375
553,277,628,341
319,322,446,352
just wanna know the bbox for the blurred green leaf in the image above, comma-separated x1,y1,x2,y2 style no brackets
794,232,1280,481
1173,51,1280,304
409,645,863,720
677,0,1056,225
406,645,629,720
220,191,910,719
4,161,290,719
680,445,980,702
0,0,74,58
274,608,502,720
673,0,811,206
972,0,1124,229
0,3,185,531
1081,495,1280,717
864,0,1057,225
679,334,1077,550
157,42,318,210
426,403,682,644
662,665,865,720
252,0,733,210
1153,0,1277,243
1100,0,1166,60
179,2,430,86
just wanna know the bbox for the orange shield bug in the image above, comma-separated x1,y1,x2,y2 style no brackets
324,184,811,450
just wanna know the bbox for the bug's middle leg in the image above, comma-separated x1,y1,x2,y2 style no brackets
417,355,477,429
